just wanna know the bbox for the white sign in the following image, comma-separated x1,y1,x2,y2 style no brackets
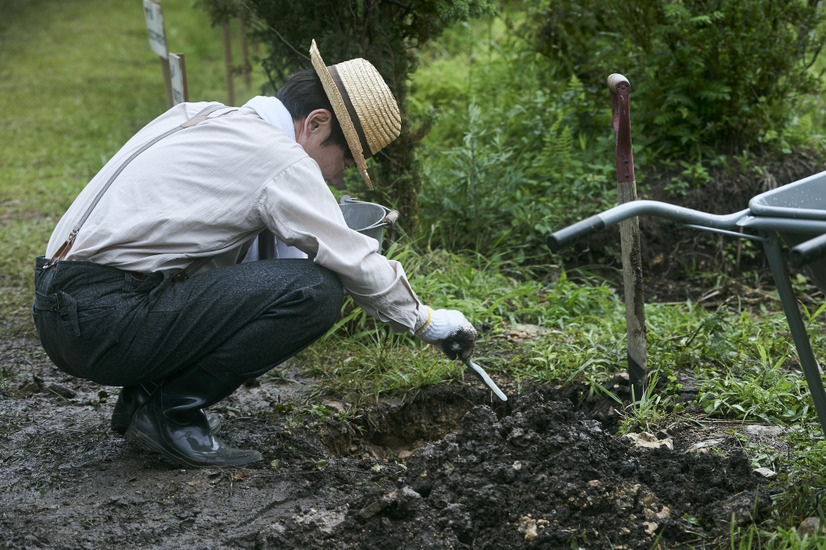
143,0,168,59
169,53,187,105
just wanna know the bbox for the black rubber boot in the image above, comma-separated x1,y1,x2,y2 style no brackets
125,364,262,467
111,384,222,436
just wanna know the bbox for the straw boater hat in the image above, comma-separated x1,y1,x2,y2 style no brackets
310,39,401,189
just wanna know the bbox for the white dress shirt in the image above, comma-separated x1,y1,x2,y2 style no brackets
241,96,308,261
46,100,428,333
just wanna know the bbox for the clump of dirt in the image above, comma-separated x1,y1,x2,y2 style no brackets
1,332,771,549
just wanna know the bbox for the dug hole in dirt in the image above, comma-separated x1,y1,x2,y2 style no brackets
1,330,773,549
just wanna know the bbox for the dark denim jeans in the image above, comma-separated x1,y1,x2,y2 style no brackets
32,256,343,386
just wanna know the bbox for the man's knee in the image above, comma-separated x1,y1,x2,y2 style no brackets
306,264,344,331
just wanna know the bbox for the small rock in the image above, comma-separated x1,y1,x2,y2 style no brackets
324,400,345,413
687,438,725,453
517,515,539,541
45,383,76,399
642,521,658,535
714,491,762,527
798,517,824,537
400,486,421,500
639,491,658,509
508,323,553,343
513,461,522,471
754,467,777,479
19,375,43,395
743,424,784,437
360,486,421,520
644,506,670,521
359,496,390,520
623,432,673,450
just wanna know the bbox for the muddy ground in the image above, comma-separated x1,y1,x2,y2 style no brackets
1,326,782,550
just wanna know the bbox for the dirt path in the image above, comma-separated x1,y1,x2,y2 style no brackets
1,332,775,549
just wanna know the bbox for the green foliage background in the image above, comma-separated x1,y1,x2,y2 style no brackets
413,0,826,260
198,0,496,228
528,0,826,157
411,18,617,259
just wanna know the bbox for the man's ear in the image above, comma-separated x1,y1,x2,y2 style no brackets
305,109,333,133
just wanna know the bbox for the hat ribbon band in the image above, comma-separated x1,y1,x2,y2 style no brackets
328,65,373,159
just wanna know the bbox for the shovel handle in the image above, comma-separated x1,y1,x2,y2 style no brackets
607,73,630,93
608,73,635,185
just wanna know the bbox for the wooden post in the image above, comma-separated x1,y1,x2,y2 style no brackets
607,73,648,401
159,58,173,109
168,53,188,105
143,0,173,109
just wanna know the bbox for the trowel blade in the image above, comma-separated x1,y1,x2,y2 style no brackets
464,359,507,401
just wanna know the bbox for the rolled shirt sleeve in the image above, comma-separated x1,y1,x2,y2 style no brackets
256,157,429,334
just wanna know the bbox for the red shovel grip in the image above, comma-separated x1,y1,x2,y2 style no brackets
607,73,635,184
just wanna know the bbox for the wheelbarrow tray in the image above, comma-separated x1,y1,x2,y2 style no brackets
749,171,826,221
548,169,826,435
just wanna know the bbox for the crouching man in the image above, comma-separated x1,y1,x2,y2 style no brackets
32,41,476,468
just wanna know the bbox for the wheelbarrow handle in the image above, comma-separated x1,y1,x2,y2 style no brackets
547,201,750,251
790,232,826,268
547,215,605,251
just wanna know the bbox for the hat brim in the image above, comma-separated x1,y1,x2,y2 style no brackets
310,40,373,189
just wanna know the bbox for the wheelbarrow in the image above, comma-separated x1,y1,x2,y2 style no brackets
548,169,826,435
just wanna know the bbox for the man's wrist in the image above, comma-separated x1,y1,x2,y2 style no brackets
414,306,432,335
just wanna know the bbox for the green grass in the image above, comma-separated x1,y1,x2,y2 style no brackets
0,0,265,326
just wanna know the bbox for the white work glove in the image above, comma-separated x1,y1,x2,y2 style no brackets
416,307,477,361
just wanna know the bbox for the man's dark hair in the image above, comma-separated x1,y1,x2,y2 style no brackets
276,68,351,159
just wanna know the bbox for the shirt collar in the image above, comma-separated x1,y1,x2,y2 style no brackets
242,96,296,141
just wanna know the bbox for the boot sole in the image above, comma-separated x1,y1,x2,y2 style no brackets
125,426,261,468
114,412,222,438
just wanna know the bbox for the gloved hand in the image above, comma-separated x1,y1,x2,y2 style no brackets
416,307,477,361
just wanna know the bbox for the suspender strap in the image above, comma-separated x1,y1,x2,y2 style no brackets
44,104,228,269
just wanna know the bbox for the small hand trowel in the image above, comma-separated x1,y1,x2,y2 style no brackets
464,358,507,401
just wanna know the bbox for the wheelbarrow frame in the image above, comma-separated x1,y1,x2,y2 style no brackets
548,169,826,436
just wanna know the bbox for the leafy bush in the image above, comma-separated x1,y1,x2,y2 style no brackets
527,0,826,158
414,0,825,261
414,18,616,258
